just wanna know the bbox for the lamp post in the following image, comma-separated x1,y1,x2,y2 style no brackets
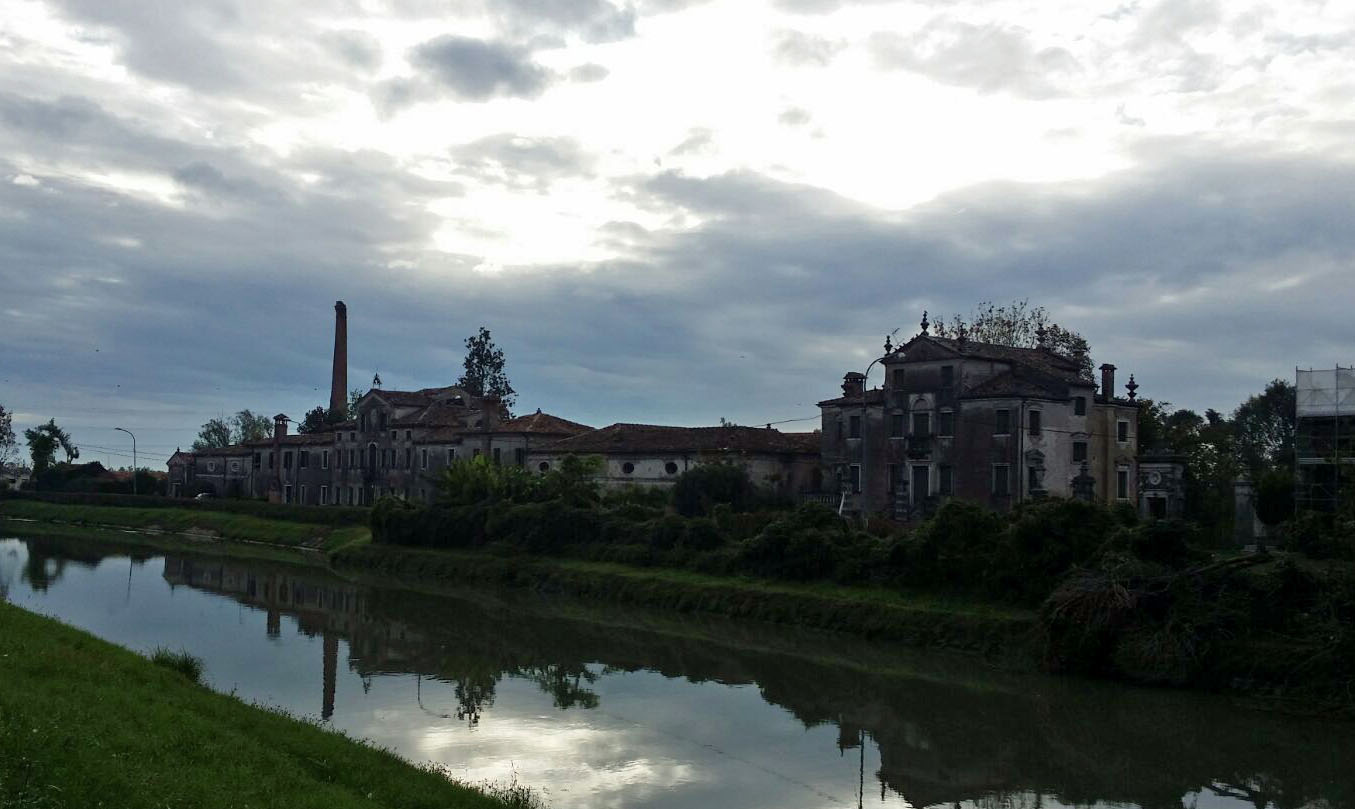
114,427,137,495
859,354,887,515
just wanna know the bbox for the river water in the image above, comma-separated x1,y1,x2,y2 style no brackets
1,532,1350,809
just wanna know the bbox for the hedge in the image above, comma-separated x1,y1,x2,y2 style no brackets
0,490,370,526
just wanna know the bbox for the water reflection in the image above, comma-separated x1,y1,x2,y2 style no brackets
2,534,1351,809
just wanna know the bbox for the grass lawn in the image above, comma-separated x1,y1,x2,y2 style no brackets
0,500,369,552
0,602,533,809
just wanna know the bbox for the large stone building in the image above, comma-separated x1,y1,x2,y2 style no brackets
167,302,591,503
818,316,1139,518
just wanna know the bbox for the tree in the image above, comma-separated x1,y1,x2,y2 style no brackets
347,388,363,420
232,410,272,444
193,417,233,450
299,405,345,434
1232,379,1296,478
25,419,77,477
457,327,516,411
931,299,1093,377
1254,469,1294,527
0,403,16,468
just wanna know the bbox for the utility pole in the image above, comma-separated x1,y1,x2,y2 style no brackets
114,427,137,495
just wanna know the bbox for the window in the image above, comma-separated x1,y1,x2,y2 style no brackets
515,448,526,466
347,487,354,505
994,409,1011,435
893,368,906,389
993,464,1011,496
1117,468,1130,499
1029,410,1042,436
912,412,930,436
267,452,274,470
472,448,481,458
360,413,367,432
320,485,329,505
890,413,904,438
911,465,930,502
253,452,261,469
849,464,861,493
493,447,502,464
405,430,412,440
448,448,456,463
886,463,898,494
349,432,355,441
848,415,861,439
1073,441,1088,463
230,460,240,473
347,449,355,468
1074,396,1087,416
938,410,954,437
622,461,635,475
390,430,397,441
940,365,954,388
1027,466,1039,493
283,451,293,469
321,450,329,469
283,484,293,504
1117,420,1130,443
539,461,550,473
420,449,428,470
206,460,217,472
379,412,387,430
299,485,307,504
405,448,412,468
939,465,953,496
665,461,679,475
299,450,309,468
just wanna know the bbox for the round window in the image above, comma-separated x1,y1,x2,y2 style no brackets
230,461,240,472
206,461,216,472
665,462,678,475
622,462,635,475
538,462,550,473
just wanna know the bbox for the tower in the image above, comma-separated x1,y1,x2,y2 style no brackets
330,301,348,417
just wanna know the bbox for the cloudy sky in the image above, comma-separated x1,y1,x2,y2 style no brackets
2,0,1353,467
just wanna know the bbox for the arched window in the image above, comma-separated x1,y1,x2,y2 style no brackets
367,443,377,471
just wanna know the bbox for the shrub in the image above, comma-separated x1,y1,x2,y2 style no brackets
648,514,687,550
671,463,755,517
150,648,205,684
680,517,725,551
487,501,603,554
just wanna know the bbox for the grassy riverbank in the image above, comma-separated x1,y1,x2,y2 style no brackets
332,543,1036,655
0,603,533,809
0,499,369,553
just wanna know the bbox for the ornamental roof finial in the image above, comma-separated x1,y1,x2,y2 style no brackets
1126,374,1139,401
883,334,893,353
373,371,382,389
920,310,930,335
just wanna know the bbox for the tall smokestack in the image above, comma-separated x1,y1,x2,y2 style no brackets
330,301,348,417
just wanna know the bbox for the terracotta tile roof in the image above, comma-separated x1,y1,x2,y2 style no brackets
817,389,887,407
540,423,819,456
497,410,593,436
390,401,471,428
960,370,1069,401
900,335,1089,384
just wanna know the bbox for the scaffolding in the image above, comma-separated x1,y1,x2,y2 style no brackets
1296,366,1355,512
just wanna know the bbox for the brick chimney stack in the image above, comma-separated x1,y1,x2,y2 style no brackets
1099,364,1116,402
330,301,348,417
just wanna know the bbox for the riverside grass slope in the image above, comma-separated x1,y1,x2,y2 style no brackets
0,603,534,809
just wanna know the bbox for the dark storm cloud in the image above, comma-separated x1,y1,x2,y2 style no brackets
450,134,596,191
407,35,553,101
870,19,1081,98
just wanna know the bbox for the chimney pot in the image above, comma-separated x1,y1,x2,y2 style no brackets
1099,363,1117,401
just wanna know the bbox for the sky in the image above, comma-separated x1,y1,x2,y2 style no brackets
2,0,1353,468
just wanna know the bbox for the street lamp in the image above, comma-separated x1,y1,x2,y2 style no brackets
114,427,137,495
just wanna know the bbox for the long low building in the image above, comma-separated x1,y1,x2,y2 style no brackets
528,422,821,494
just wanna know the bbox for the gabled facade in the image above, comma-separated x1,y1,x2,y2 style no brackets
819,322,1139,518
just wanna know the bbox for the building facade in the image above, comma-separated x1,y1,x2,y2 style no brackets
819,320,1139,518
529,423,821,494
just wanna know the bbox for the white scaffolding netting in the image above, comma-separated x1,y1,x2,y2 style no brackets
1297,367,1355,418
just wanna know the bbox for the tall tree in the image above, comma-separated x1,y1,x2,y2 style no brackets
457,327,516,411
193,417,233,450
347,388,363,420
0,403,16,468
298,405,345,434
931,299,1093,377
24,419,77,476
232,410,273,444
1232,379,1296,477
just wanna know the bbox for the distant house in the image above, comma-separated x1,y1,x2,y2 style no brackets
1,464,31,491
819,318,1139,518
529,423,821,494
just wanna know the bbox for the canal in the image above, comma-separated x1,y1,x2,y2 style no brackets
1,532,1350,809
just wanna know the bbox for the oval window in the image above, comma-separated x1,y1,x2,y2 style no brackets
538,462,550,473
206,461,216,472
665,462,678,475
622,462,635,475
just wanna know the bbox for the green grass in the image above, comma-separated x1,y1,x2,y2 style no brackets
0,602,537,809
148,648,205,683
0,500,369,550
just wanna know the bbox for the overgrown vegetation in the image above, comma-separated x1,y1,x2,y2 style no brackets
149,647,205,684
0,602,537,809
